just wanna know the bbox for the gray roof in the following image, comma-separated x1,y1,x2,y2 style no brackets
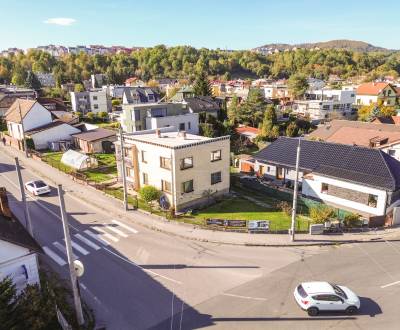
72,128,116,142
253,137,400,191
123,87,159,104
185,96,222,113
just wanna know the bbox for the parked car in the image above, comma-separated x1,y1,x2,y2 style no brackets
25,180,51,196
294,282,360,316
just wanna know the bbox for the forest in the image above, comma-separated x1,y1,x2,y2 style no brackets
1,45,400,87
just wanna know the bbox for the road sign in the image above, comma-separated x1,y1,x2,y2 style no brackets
248,220,270,232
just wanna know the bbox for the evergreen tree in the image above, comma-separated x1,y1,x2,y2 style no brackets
24,71,42,91
227,95,241,124
241,89,267,127
193,71,212,96
286,121,298,137
288,73,309,99
0,277,19,330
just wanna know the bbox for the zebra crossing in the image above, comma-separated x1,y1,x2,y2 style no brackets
42,220,138,267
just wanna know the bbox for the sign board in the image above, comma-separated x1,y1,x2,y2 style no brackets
309,224,324,235
206,219,225,226
248,220,270,232
224,220,247,228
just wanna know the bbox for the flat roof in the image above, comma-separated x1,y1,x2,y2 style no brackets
122,131,230,149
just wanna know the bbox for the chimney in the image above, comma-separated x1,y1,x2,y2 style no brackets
0,187,12,218
155,129,161,138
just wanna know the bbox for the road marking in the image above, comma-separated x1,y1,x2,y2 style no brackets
95,227,119,242
53,241,78,259
103,247,182,285
381,280,400,289
67,239,89,256
104,225,128,238
75,233,101,250
222,293,268,301
80,283,87,290
43,246,67,266
84,230,109,246
112,220,138,234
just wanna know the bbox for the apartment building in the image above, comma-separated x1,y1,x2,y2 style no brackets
115,129,230,211
292,89,355,122
121,102,199,134
70,89,111,114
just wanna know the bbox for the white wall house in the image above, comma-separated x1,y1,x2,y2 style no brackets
356,82,397,106
252,137,400,226
115,129,230,211
145,113,199,134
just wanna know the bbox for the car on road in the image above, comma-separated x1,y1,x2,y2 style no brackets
294,281,360,316
25,180,51,196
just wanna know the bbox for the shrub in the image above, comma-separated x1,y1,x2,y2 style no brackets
344,213,361,228
111,99,121,107
98,111,108,120
86,112,95,120
138,185,161,213
309,205,334,224
276,200,292,215
25,138,35,150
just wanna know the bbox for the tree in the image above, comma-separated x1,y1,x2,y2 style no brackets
285,121,298,137
199,123,215,137
260,105,278,140
241,88,267,127
0,277,19,330
111,99,121,107
74,83,84,92
98,111,108,121
193,71,212,96
309,205,334,224
24,71,42,91
86,112,95,121
227,95,241,124
288,73,309,99
357,104,376,121
139,185,161,213
380,105,397,118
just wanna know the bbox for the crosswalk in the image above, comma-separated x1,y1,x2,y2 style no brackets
43,220,138,267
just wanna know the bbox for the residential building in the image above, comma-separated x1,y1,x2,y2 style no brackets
122,87,159,105
182,96,223,118
115,129,230,211
36,73,55,87
308,119,400,161
235,125,260,145
0,85,36,117
263,84,290,100
0,188,41,292
91,74,107,88
72,128,117,153
70,89,111,114
169,86,195,102
125,77,145,87
252,137,400,226
355,82,397,106
121,102,199,134
292,89,356,122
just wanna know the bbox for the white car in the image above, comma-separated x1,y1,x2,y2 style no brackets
25,180,51,196
294,281,360,316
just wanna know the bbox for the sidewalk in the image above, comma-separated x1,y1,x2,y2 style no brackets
3,145,400,247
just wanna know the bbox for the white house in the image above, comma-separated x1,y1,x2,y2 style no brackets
355,82,397,106
0,189,40,292
70,89,111,114
251,137,400,226
115,129,230,211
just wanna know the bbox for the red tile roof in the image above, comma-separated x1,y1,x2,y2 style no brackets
235,126,260,135
356,82,390,95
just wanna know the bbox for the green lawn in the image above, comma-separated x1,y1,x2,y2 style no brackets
191,196,310,231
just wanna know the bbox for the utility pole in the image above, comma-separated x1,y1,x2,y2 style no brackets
15,157,33,236
119,128,128,211
57,184,84,326
18,102,29,158
290,139,301,242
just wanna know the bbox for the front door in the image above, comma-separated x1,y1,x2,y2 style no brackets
276,167,284,180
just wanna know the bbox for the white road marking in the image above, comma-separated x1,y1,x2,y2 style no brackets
95,227,119,242
75,233,101,250
80,283,87,290
222,293,268,301
381,280,400,289
103,247,182,285
67,239,89,255
43,246,67,266
112,219,138,234
53,241,78,259
104,225,128,238
84,230,109,246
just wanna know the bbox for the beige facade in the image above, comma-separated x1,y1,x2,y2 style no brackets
115,130,230,211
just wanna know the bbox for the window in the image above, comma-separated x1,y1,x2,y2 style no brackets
134,110,141,121
93,96,98,100
141,150,147,163
179,123,185,131
388,149,396,156
160,157,171,170
125,167,133,178
211,171,222,185
321,183,329,193
123,147,131,157
182,180,194,193
211,150,222,162
142,172,148,185
368,194,378,207
93,104,99,109
180,157,193,170
161,180,171,193
267,166,270,172
188,122,191,130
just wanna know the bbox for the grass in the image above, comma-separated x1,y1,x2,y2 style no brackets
191,196,310,231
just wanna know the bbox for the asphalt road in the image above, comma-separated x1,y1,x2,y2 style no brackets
0,151,319,329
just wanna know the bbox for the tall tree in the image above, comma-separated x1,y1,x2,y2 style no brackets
193,71,212,96
288,73,309,99
227,95,241,124
24,71,42,91
0,278,19,330
241,88,267,127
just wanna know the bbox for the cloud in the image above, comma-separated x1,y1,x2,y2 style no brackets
43,18,76,26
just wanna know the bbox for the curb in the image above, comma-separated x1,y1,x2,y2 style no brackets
3,146,400,247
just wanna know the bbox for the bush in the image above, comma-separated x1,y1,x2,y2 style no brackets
138,185,161,213
309,205,334,224
111,99,121,107
98,111,108,120
25,138,35,150
276,200,292,215
344,213,361,228
86,112,95,120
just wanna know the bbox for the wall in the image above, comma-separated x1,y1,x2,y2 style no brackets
381,143,400,162
145,113,199,134
30,124,80,150
22,103,52,131
90,90,110,113
302,174,387,216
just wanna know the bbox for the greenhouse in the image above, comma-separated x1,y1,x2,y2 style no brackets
60,149,98,170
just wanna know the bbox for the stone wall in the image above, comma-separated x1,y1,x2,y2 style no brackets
327,184,370,205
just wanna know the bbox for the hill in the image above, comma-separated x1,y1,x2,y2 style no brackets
254,39,393,53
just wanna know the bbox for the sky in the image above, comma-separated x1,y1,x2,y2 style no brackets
2,0,400,50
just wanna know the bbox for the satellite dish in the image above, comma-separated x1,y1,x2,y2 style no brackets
74,260,84,277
